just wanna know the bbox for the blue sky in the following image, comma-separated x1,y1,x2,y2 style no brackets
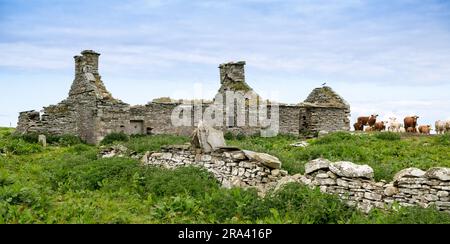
1,0,450,129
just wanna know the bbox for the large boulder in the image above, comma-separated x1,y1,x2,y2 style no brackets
191,121,226,153
425,167,450,181
242,150,282,169
393,168,426,182
329,161,374,179
305,158,331,175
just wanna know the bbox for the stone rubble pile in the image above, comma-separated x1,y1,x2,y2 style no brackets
290,141,309,147
99,144,139,159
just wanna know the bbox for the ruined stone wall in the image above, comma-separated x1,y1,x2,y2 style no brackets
95,100,131,141
130,102,269,137
299,107,350,134
303,159,450,213
40,101,78,136
142,146,287,189
16,99,80,137
16,91,105,144
133,103,195,136
279,105,300,135
142,149,450,213
17,111,44,134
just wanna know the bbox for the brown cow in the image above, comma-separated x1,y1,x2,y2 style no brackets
353,122,364,131
365,126,374,132
404,116,419,133
418,125,432,135
357,114,378,127
373,121,387,131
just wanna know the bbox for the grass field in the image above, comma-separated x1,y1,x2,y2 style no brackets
1,127,450,224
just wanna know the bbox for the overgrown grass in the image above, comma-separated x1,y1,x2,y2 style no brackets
100,132,129,145
125,134,189,153
1,128,449,223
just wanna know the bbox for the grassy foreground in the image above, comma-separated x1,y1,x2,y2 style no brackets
1,127,450,224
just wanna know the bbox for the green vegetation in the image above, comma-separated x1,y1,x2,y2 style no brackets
125,134,189,153
374,132,401,141
227,132,450,181
1,127,449,223
12,132,82,146
100,132,129,145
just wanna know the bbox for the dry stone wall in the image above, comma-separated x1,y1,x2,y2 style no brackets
303,159,450,212
142,145,288,189
142,150,450,213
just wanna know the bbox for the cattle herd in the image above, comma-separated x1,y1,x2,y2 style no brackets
353,114,450,135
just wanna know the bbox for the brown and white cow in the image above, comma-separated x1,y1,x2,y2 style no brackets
373,121,387,131
353,122,364,131
418,125,432,135
404,116,419,133
357,114,378,127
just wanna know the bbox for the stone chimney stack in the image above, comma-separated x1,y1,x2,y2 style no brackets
74,50,100,78
219,61,246,85
70,50,113,99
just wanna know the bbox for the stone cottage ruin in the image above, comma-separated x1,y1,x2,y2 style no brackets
16,50,351,144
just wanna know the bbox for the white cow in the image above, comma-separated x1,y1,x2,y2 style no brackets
388,117,401,132
399,126,406,133
435,120,447,134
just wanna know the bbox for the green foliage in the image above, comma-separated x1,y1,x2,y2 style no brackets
15,132,39,143
11,132,82,146
235,132,246,141
434,134,450,146
262,183,356,223
351,205,450,224
224,131,234,140
141,167,219,197
0,128,14,138
48,134,82,146
374,132,401,141
313,131,354,144
100,132,129,145
125,135,189,153
0,138,43,155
